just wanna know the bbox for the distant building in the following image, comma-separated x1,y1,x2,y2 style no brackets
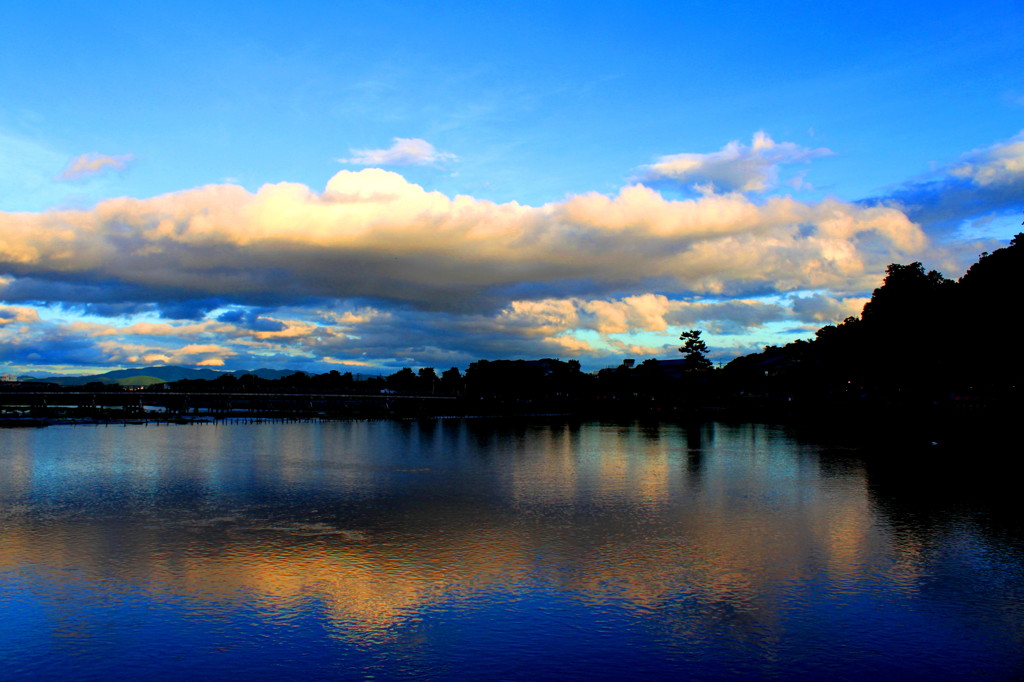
0,374,19,383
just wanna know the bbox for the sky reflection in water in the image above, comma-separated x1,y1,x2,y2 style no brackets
1,420,1022,680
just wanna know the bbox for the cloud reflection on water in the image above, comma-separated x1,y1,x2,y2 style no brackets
0,420,1021,677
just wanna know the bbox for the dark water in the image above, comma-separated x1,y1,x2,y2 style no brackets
0,420,1021,680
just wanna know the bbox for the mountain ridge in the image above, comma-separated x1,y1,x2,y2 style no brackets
20,366,303,386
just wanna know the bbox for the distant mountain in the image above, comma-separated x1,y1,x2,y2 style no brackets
29,366,304,386
114,375,168,387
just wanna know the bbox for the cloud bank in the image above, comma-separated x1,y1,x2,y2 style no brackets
2,131,1023,374
0,168,923,315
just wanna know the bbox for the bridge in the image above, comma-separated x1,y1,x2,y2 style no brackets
0,391,457,421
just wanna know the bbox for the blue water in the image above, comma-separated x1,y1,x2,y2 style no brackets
0,420,1021,680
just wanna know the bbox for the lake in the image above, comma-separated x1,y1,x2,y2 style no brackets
1,419,1021,680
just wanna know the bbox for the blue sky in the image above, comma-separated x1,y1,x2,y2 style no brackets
1,1,1022,376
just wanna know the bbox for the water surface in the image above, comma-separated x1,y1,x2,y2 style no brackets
1,420,1021,680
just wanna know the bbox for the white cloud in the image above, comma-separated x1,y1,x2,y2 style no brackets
881,130,1024,238
0,168,925,316
580,294,672,334
497,299,580,335
949,131,1024,186
639,132,831,193
339,137,456,166
59,152,133,180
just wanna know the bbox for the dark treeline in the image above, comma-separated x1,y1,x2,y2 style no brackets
7,235,1020,434
721,233,1022,410
711,234,1023,447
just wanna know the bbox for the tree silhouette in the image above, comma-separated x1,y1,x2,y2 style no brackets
387,367,418,392
440,367,463,395
679,330,713,371
418,367,439,393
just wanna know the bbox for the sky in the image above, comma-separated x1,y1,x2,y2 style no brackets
1,1,1022,377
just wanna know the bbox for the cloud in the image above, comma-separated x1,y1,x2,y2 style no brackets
339,137,456,167
0,312,122,370
874,131,1024,237
790,293,868,323
95,340,234,367
0,169,926,319
58,153,133,180
5,132,1021,375
322,357,374,367
948,133,1024,186
491,292,863,342
0,305,41,326
582,294,672,334
638,132,831,193
216,308,287,333
7,135,1012,319
0,287,933,375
